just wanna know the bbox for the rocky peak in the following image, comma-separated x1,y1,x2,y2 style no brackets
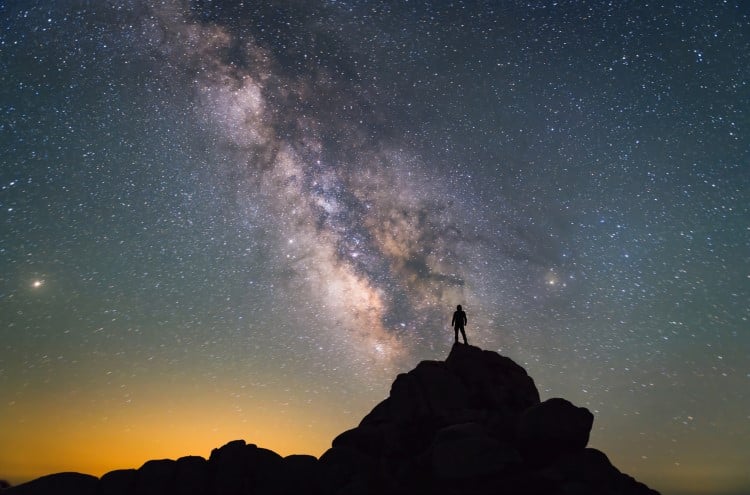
4,344,660,495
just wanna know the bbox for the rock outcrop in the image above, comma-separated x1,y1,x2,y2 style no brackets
3,344,660,495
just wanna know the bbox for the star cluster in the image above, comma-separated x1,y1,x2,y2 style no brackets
1,2,748,494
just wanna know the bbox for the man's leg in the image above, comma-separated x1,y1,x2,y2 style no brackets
460,327,467,344
454,327,459,343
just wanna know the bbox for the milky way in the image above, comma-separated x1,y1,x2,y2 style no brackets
1,2,748,494
145,1,539,371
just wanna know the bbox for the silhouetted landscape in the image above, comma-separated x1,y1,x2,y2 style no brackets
2,344,659,495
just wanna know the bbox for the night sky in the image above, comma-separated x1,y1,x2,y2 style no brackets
1,1,748,494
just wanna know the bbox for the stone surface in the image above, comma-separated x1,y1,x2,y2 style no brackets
281,455,321,495
431,422,521,479
3,472,97,495
174,456,210,495
517,397,595,466
446,343,540,413
136,459,177,495
99,469,137,495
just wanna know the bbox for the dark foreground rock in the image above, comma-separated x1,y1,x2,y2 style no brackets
3,344,660,495
2,473,97,495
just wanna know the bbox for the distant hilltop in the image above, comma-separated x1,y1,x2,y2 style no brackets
3,343,659,495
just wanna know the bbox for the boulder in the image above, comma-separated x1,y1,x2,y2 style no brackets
388,360,469,423
207,440,285,494
358,398,391,426
431,422,521,479
318,445,375,494
543,449,660,495
281,455,321,495
332,424,385,457
251,447,285,494
99,469,137,495
516,398,594,466
208,440,252,495
135,459,177,495
446,343,540,413
3,472,97,495
174,456,209,495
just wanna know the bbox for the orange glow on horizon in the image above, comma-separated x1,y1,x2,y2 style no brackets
0,388,353,486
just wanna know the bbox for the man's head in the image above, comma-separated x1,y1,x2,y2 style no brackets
457,305,462,311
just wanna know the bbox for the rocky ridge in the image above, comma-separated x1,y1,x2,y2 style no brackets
4,344,660,494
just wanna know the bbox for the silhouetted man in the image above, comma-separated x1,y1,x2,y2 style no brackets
451,304,468,344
